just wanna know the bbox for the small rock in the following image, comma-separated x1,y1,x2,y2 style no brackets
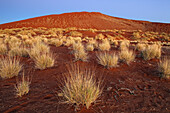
107,87,112,91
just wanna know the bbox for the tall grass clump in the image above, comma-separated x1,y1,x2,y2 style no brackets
96,52,118,69
8,47,29,57
28,41,55,70
0,43,8,55
72,42,88,62
61,63,103,109
119,40,130,51
98,39,110,51
28,41,50,59
141,44,161,60
0,56,22,79
158,57,170,78
33,53,55,70
135,43,146,51
86,44,94,51
15,73,30,97
119,48,135,65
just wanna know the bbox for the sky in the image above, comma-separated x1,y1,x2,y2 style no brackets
0,0,170,24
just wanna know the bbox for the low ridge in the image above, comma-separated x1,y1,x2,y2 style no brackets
0,12,170,33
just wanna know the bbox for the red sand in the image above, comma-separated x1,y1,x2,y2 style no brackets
0,46,170,113
0,12,170,33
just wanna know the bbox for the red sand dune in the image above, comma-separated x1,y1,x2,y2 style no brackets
0,12,170,33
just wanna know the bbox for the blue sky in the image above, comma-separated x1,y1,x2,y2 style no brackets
0,0,170,24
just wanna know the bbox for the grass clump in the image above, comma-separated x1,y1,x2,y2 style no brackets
86,44,94,51
0,44,8,55
72,42,88,62
61,63,103,109
158,57,170,78
119,48,135,65
98,39,111,51
0,56,22,79
15,73,30,97
96,52,118,69
33,53,55,70
8,47,29,57
141,44,161,60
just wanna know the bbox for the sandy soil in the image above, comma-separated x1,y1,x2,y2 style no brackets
0,45,170,113
0,12,170,33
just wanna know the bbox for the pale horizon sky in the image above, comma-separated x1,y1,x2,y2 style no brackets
0,0,170,24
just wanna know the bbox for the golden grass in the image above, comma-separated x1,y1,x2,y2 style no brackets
120,40,130,51
141,44,161,60
61,63,103,109
135,43,146,51
9,47,29,57
33,52,55,70
72,42,88,62
86,44,94,51
0,43,8,55
15,73,30,97
28,42,50,59
96,52,119,69
98,39,111,51
119,48,135,65
158,57,170,78
0,56,22,79
49,38,63,47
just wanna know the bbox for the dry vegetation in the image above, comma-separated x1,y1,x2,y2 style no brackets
96,52,118,69
61,63,103,109
0,56,22,79
0,27,169,112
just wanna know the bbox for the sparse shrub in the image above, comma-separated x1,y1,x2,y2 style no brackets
96,52,119,69
61,63,103,109
119,48,135,65
72,42,88,61
141,44,161,60
136,43,146,51
158,57,170,78
86,44,94,51
0,44,8,55
120,40,130,51
0,56,22,79
49,38,63,47
95,33,104,40
15,73,30,97
28,42,50,59
64,37,75,47
33,52,55,70
9,47,29,57
98,39,111,51
69,31,82,37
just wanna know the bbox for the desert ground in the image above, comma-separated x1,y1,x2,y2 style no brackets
0,12,170,113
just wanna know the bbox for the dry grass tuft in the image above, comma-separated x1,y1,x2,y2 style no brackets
120,40,130,51
141,44,161,60
28,42,50,59
0,56,22,79
98,39,111,51
15,73,30,97
61,63,103,109
72,42,88,62
33,52,55,70
96,52,119,69
9,47,29,57
0,43,8,55
86,44,94,51
158,57,170,78
119,48,135,65
135,43,146,51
